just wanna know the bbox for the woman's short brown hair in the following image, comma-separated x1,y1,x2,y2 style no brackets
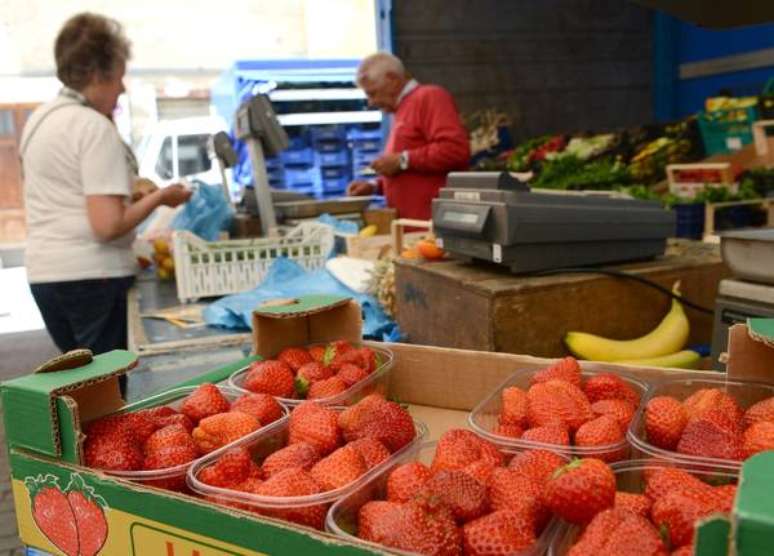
54,13,131,90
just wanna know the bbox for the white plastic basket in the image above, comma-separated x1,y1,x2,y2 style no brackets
172,222,334,302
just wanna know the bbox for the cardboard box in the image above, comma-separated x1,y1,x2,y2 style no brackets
3,295,718,556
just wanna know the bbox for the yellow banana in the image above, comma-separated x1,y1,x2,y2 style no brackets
614,350,701,369
564,282,690,361
359,225,378,238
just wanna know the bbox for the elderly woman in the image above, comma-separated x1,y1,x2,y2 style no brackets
21,13,191,357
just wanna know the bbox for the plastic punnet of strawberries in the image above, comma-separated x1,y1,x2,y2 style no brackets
492,356,640,462
644,388,774,462
82,383,285,491
240,339,385,401
191,394,417,530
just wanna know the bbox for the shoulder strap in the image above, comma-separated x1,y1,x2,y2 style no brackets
19,101,83,160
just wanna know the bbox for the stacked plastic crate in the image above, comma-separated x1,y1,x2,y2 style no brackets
313,125,351,198
278,131,320,196
348,127,383,180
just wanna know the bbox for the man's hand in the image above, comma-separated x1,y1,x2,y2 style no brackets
347,180,377,196
371,153,402,177
160,184,193,207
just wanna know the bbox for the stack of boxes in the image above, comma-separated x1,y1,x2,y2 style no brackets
348,128,383,179
314,125,351,198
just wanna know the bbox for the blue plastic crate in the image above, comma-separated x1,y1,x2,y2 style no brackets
315,139,347,153
310,125,346,143
321,176,349,192
265,156,283,170
287,134,309,150
280,147,315,167
351,139,382,152
347,128,382,141
284,167,319,188
321,166,350,180
673,203,704,240
317,149,350,168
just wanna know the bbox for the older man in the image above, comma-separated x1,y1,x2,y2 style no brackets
347,52,470,220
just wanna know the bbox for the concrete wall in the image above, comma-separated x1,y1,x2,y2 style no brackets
391,0,653,141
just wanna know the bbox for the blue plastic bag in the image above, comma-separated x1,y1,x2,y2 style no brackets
171,181,233,241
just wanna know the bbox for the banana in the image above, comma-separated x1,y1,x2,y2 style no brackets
564,282,690,362
359,225,378,238
614,350,701,369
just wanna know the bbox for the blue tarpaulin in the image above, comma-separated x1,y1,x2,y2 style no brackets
171,182,233,241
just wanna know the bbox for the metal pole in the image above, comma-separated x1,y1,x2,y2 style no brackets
246,138,278,236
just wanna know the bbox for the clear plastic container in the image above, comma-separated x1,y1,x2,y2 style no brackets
228,343,394,407
468,369,648,462
548,458,739,556
187,413,428,530
326,441,564,556
91,384,289,490
627,376,774,470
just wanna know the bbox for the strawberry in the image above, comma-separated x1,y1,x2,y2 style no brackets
431,429,504,473
308,376,348,400
235,476,263,494
25,475,79,556
387,462,432,502
310,444,367,491
671,545,694,556
461,460,497,486
323,339,354,365
143,444,199,489
507,449,565,484
358,500,462,555
348,437,391,470
143,424,197,455
357,347,380,373
288,402,342,455
277,346,313,371
154,413,194,432
682,388,742,423
308,345,326,362
651,490,716,548
714,484,738,512
84,430,143,471
121,412,158,443
418,469,489,523
544,458,616,524
261,442,320,478
582,373,640,406
568,508,667,556
328,349,367,371
520,424,570,446
644,467,713,502
677,415,744,461
742,396,774,428
83,414,127,438
591,399,636,431
135,405,177,424
294,361,334,396
336,363,369,387
645,396,688,450
192,412,261,453
243,360,295,398
530,356,582,388
338,394,415,453
488,467,549,531
230,393,284,425
256,468,326,529
493,423,523,438
180,383,231,424
463,510,536,556
742,421,774,458
198,447,255,487
614,491,652,518
527,379,594,432
574,415,626,462
500,386,529,427
66,477,108,556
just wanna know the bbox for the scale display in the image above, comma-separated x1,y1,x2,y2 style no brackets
443,211,479,224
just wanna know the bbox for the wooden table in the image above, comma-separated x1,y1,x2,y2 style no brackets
394,240,729,358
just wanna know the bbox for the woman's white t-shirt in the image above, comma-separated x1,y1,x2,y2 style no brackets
22,93,137,283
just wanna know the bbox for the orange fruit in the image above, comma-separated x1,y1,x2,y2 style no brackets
416,240,444,261
401,248,420,259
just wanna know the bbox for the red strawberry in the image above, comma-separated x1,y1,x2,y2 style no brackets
644,467,713,502
230,393,284,425
493,423,523,438
645,396,688,450
714,484,738,512
121,412,158,443
520,424,570,446
66,478,107,556
488,467,549,531
683,388,742,423
308,376,348,400
308,345,326,362
288,402,342,455
180,384,231,424
582,373,640,406
357,347,380,373
310,444,367,491
143,424,197,455
671,545,694,556
235,476,263,494
336,363,369,387
543,458,616,524
418,469,489,523
614,491,652,518
192,412,261,453
154,413,194,432
500,386,529,427
677,415,744,461
84,431,143,471
387,461,432,502
462,460,497,486
527,379,594,432
261,442,320,478
338,394,415,453
198,447,255,487
83,414,127,438
143,444,199,489
294,361,334,396
742,421,774,458
277,346,313,371
591,399,636,431
568,508,667,556
348,437,391,469
323,339,354,365
507,449,565,484
328,349,367,371
25,475,79,556
574,415,626,462
743,396,774,428
530,356,582,388
651,490,717,548
136,405,176,424
256,468,326,529
431,429,504,473
463,510,536,556
243,360,295,398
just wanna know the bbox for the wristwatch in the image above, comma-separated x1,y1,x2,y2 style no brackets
399,150,409,171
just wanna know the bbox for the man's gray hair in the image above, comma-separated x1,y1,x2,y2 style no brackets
356,52,406,85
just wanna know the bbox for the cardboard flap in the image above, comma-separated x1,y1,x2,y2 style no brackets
726,322,774,382
734,452,774,555
0,350,136,459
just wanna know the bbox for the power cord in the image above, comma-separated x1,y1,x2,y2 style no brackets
530,267,715,315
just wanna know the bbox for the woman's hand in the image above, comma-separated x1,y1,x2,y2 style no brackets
160,183,193,207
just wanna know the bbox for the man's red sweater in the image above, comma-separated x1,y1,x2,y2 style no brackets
378,84,470,220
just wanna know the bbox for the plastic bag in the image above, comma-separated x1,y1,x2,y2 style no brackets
171,181,233,241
